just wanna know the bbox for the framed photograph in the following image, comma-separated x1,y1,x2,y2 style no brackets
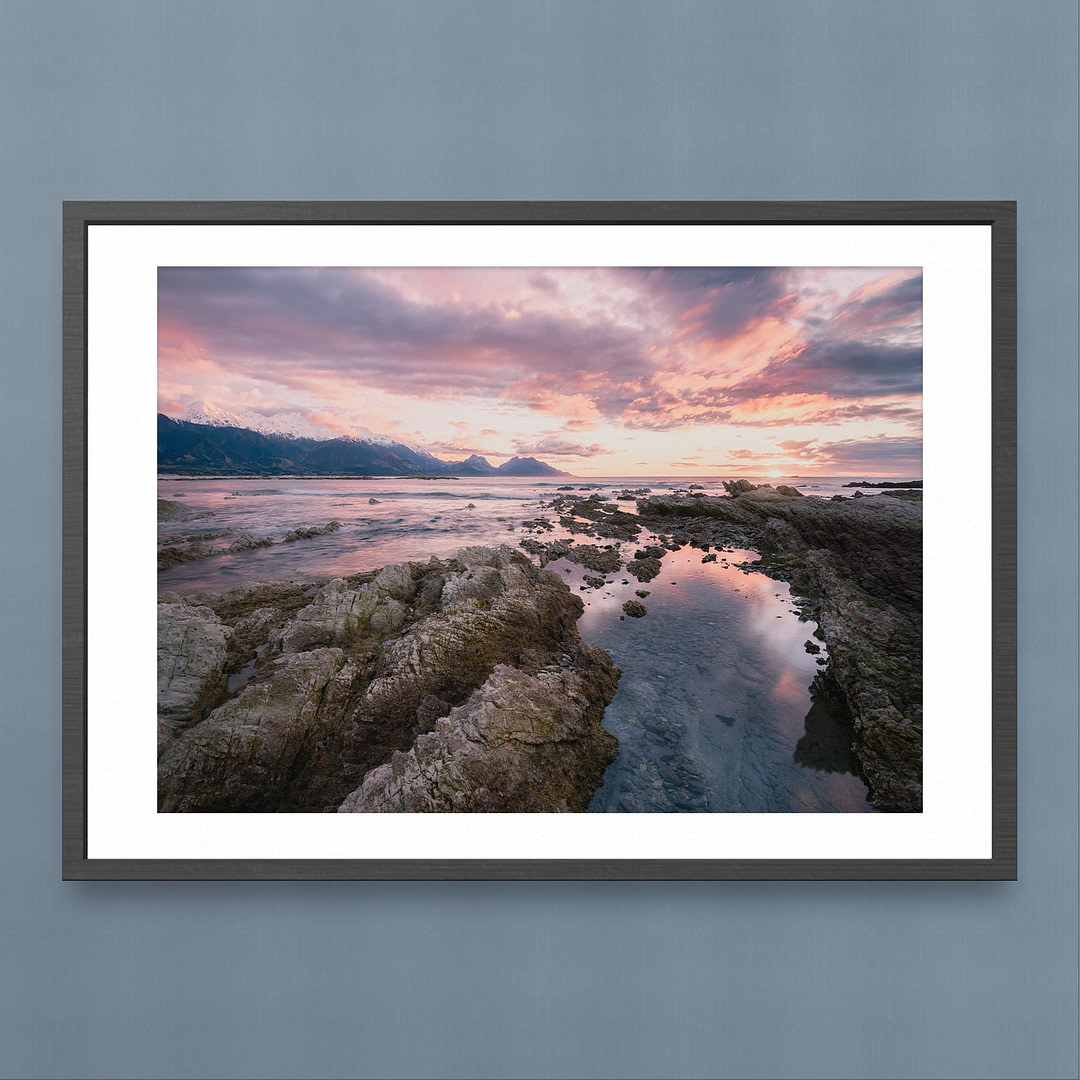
63,201,1016,879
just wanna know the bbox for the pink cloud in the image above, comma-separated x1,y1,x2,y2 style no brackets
159,265,922,470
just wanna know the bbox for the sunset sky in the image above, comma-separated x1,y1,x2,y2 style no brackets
158,265,922,477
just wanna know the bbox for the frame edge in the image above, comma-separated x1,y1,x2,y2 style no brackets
63,200,1019,881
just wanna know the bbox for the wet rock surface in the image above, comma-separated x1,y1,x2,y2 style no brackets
157,545,620,812
635,483,923,811
282,520,343,542
626,557,663,583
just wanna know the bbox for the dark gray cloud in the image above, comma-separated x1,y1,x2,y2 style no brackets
615,266,794,341
807,273,923,342
727,340,924,402
785,435,923,472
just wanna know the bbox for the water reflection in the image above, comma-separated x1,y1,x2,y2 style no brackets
794,693,863,777
578,547,872,814
158,477,873,813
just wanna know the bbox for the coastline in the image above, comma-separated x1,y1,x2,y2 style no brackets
157,480,922,813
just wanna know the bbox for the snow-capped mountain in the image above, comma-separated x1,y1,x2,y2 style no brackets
182,400,249,429
160,403,570,477
180,401,434,456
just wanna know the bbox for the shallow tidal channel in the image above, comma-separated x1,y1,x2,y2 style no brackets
564,546,873,814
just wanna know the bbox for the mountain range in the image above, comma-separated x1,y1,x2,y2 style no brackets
158,407,570,477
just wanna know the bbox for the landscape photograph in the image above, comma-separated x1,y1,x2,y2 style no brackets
156,265,923,814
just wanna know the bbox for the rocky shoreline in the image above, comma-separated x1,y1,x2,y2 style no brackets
157,482,922,814
511,481,922,811
158,546,620,813
634,485,922,811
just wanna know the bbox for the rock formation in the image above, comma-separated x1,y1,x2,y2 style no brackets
157,546,620,813
156,602,232,752
340,656,618,813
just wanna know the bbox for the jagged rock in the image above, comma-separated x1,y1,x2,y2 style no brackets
339,653,619,813
583,575,607,589
158,545,621,813
368,497,381,504
158,498,189,519
157,542,216,571
626,557,662,583
622,600,647,618
775,485,804,497
282,521,342,542
158,648,355,811
565,544,622,573
545,494,642,541
516,537,624,574
157,603,232,752
227,533,274,553
231,606,285,637
722,478,757,495
634,545,666,560
159,529,276,570
276,565,422,654
520,517,554,532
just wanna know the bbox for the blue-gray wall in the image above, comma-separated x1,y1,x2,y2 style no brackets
1,3,1076,1078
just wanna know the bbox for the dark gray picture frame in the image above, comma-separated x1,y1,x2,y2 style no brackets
62,200,1017,880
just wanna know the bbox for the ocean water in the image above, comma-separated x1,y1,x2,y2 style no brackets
158,475,893,812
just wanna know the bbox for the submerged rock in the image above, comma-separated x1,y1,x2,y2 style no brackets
282,520,343,543
158,546,620,813
227,533,275,553
158,498,214,522
157,542,216,571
